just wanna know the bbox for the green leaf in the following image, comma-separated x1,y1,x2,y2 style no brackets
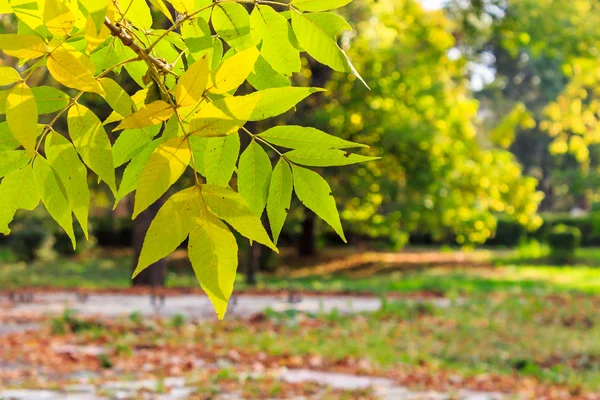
286,148,378,166
100,78,136,117
78,0,109,33
31,86,70,114
247,55,291,91
45,131,91,239
67,103,116,195
133,137,191,219
290,10,367,87
189,211,238,320
181,17,213,59
113,124,161,167
189,94,261,137
212,2,253,51
134,186,205,277
6,82,38,157
267,159,292,244
114,100,174,131
33,156,76,249
291,0,352,12
0,150,30,177
201,184,277,251
204,134,240,187
238,141,272,216
0,165,40,234
291,164,346,242
189,135,208,175
259,126,367,149
0,122,20,153
175,55,209,107
115,139,162,205
0,65,21,86
250,5,300,76
246,87,324,121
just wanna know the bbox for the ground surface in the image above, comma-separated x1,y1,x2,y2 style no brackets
1,247,600,399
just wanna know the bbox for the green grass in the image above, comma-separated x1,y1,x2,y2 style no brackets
2,247,600,296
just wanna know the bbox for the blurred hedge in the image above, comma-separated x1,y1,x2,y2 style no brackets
486,213,597,247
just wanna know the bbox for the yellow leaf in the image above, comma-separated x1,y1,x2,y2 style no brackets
84,14,111,53
120,0,152,31
207,47,259,94
149,0,174,23
0,66,21,86
189,94,262,137
189,211,238,320
6,82,37,157
133,186,204,277
0,34,47,59
115,100,174,130
133,137,191,218
43,0,77,36
176,55,209,107
168,0,195,14
48,49,105,95
67,104,116,194
0,0,12,13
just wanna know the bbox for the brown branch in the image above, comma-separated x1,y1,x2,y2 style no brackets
103,17,173,76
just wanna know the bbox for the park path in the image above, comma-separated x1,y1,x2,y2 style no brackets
0,292,503,400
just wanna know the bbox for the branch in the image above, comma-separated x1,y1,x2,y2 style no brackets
103,17,173,76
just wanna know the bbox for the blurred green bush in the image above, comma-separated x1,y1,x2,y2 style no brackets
547,225,582,264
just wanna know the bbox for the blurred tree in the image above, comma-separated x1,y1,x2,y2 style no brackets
285,0,542,252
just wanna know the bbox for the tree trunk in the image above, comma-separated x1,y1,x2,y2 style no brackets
298,209,317,257
246,243,260,286
132,197,168,287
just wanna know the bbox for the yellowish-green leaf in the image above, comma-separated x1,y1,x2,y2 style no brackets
247,55,291,90
259,126,367,149
267,159,292,244
189,94,261,137
31,86,70,114
115,139,162,205
238,141,272,216
291,164,345,242
286,148,378,167
120,0,152,31
6,82,37,157
115,100,174,130
167,0,194,14
291,10,367,87
149,0,174,23
67,104,116,194
250,5,300,76
43,0,77,36
100,77,136,117
0,150,30,177
189,211,238,320
133,137,191,218
201,184,277,251
48,49,105,95
45,131,90,238
204,134,239,187
33,156,76,249
212,2,253,51
207,46,259,94
134,186,204,277
78,0,108,33
176,55,209,107
8,0,44,33
291,0,352,12
0,34,47,59
246,87,323,121
0,165,39,235
113,124,161,167
0,122,20,153
0,66,21,86
84,14,111,53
